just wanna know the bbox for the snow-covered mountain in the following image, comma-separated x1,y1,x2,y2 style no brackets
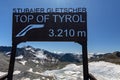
0,46,83,63
1,46,120,64
20,46,48,60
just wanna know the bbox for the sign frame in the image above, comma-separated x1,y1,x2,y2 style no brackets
7,8,89,80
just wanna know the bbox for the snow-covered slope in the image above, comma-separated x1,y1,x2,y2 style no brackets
23,46,47,60
41,64,83,80
33,50,47,59
0,61,120,80
41,61,120,80
16,55,23,59
89,61,120,80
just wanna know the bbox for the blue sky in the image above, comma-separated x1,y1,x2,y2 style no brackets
0,0,120,53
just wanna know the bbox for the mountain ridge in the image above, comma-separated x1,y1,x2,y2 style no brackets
0,46,82,63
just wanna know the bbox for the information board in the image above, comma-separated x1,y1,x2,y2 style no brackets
12,8,87,44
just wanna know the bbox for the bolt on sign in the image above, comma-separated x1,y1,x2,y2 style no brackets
12,8,87,44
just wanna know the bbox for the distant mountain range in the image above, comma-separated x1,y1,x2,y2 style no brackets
0,46,83,63
0,46,120,64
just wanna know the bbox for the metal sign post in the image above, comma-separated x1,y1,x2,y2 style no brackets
6,8,89,80
7,43,17,80
82,42,89,80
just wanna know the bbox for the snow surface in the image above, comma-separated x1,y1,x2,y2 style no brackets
16,55,23,59
21,78,30,80
25,47,35,52
25,47,32,51
27,68,33,73
33,50,47,59
0,61,120,80
89,61,120,80
19,60,27,65
41,64,83,80
32,60,39,64
13,70,21,75
0,70,20,77
5,52,11,56
0,72,7,77
41,61,120,80
33,79,41,80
